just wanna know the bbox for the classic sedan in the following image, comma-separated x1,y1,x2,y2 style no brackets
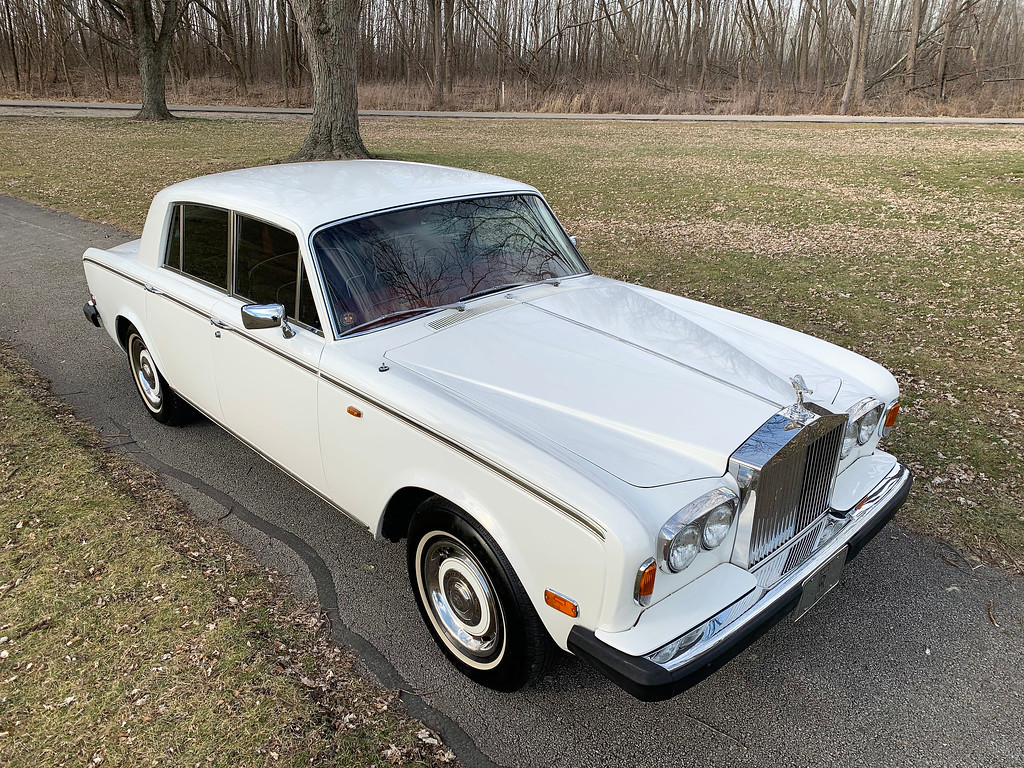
81,160,912,701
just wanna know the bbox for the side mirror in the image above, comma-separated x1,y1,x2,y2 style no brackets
241,303,296,339
569,235,578,249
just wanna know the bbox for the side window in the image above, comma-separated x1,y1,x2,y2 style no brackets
235,214,301,319
297,265,321,331
164,204,181,269
182,204,229,289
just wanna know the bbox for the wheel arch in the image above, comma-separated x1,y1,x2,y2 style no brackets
114,313,172,382
379,486,436,542
373,472,607,652
115,314,134,352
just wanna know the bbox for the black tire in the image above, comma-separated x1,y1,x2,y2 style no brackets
407,496,552,692
126,327,188,425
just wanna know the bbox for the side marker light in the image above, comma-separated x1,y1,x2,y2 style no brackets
544,589,579,618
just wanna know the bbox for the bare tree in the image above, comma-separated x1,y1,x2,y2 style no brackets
8,0,1024,117
904,0,921,88
839,0,862,113
61,0,187,118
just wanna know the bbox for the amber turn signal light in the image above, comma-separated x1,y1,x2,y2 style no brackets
347,406,362,418
881,402,900,436
884,403,900,428
544,589,579,618
634,558,657,606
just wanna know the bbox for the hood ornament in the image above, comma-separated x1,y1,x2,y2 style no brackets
781,375,817,428
790,375,813,408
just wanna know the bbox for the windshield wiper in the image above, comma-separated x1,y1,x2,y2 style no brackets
458,278,562,303
339,302,467,336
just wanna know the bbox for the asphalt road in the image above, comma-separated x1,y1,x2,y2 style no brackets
4,98,1024,124
2,195,1023,767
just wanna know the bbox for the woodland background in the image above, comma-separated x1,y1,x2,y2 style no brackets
2,0,1023,117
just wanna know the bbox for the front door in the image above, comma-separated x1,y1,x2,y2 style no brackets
208,213,328,494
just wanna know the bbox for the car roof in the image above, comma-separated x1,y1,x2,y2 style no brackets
154,160,539,233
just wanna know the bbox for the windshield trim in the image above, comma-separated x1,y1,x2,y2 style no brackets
307,191,592,341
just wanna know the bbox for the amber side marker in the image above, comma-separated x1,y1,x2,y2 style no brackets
544,589,579,618
884,402,900,429
637,561,657,602
347,406,363,418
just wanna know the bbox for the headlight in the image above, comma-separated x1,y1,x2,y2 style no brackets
666,525,701,572
841,397,885,459
858,403,884,444
841,418,859,459
658,488,738,573
702,502,735,549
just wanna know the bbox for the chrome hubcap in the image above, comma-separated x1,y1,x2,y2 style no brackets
421,536,502,664
131,338,162,409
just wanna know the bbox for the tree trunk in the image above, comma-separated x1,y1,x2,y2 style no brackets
852,0,873,106
905,0,921,88
132,0,176,120
429,0,442,107
136,39,173,119
127,0,183,120
289,0,369,159
797,0,811,87
936,0,956,101
815,0,828,98
443,0,455,95
277,0,290,106
839,0,863,114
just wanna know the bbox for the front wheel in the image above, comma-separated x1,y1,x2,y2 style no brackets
407,497,552,691
127,328,188,425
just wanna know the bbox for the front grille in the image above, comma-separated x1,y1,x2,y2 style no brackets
749,420,844,565
731,408,846,570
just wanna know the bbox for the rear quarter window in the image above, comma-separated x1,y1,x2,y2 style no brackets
164,204,182,269
181,204,229,289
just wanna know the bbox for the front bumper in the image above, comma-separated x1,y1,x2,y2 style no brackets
567,461,912,702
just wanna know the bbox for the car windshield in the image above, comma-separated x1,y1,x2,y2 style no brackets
312,194,588,335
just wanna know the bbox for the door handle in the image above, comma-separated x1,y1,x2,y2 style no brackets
210,317,232,330
144,284,165,295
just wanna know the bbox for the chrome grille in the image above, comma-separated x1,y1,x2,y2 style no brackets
748,420,843,566
731,408,846,570
795,422,845,533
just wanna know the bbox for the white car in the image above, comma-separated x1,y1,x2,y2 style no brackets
81,160,912,701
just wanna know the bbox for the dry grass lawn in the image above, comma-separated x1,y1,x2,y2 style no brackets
0,349,456,766
1,115,1021,574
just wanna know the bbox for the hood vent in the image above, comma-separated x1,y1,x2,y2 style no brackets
428,298,517,330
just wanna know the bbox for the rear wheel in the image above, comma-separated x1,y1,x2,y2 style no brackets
408,497,552,691
126,328,188,425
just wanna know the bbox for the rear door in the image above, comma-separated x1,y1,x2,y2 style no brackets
145,203,229,420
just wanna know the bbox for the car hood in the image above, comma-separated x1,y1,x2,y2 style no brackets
384,281,843,488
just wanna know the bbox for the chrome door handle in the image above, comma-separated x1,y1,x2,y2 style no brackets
144,284,165,295
210,317,232,329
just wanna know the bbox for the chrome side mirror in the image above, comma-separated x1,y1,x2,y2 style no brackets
241,303,296,339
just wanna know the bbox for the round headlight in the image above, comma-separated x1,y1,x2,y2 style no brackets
702,501,736,549
666,525,701,572
858,404,884,444
841,417,858,459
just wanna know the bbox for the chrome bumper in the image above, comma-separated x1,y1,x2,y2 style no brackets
567,462,913,702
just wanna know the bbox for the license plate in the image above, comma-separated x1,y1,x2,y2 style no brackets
793,545,849,622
